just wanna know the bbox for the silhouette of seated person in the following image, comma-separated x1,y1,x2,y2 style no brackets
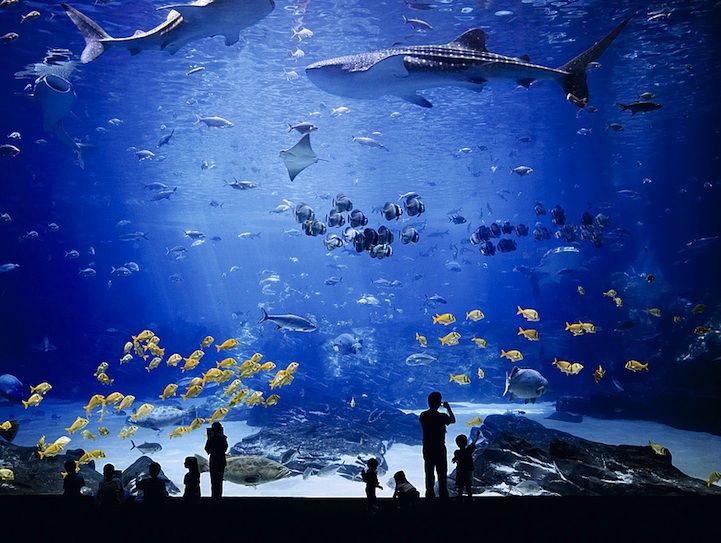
63,460,85,499
136,461,169,506
419,391,455,499
204,421,228,499
183,456,201,505
392,470,420,508
96,463,124,509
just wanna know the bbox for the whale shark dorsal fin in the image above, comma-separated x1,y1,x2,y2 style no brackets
451,29,487,51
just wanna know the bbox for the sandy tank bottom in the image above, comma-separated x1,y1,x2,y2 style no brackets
1,399,719,497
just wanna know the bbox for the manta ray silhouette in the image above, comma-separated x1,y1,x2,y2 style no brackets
279,134,322,182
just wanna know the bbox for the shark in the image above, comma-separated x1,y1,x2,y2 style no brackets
305,14,634,108
62,0,275,64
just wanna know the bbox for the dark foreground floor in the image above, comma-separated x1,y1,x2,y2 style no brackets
1,495,717,541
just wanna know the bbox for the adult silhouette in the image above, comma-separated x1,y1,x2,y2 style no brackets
204,421,228,499
419,391,455,499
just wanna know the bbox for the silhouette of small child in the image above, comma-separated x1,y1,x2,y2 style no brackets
392,470,420,508
137,461,168,506
183,456,201,504
62,459,85,499
452,431,479,500
360,458,383,510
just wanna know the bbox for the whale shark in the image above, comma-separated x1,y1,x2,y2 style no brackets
62,0,275,64
306,14,633,108
32,74,87,168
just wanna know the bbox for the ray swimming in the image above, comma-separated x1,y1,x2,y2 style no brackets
279,134,322,182
305,14,634,108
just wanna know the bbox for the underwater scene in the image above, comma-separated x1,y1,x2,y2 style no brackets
1,0,721,498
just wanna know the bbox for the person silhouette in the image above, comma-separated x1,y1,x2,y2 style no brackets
96,463,123,509
452,430,480,500
136,461,168,506
392,470,420,508
204,421,228,499
183,456,201,505
62,459,85,499
360,457,383,511
419,391,455,499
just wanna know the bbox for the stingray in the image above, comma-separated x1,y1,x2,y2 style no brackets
280,134,323,181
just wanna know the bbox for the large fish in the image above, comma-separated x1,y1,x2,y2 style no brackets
62,0,275,64
127,404,195,431
259,308,317,332
195,454,290,486
0,374,23,403
306,14,633,108
504,367,548,404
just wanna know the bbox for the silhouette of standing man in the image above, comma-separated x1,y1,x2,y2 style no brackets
204,421,228,499
419,391,455,499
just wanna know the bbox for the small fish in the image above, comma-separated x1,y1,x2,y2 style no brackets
694,326,711,336
195,115,234,128
707,471,721,488
477,368,485,379
186,66,205,76
692,304,706,315
516,306,539,322
465,309,485,321
500,349,523,362
402,15,432,30
577,286,585,295
647,442,668,456
613,297,623,308
439,331,461,346
216,338,239,352
471,337,487,348
517,327,539,341
415,332,427,347
432,313,456,326
349,397,356,408
466,416,483,427
625,360,648,372
511,166,534,176
646,308,662,318
449,373,470,385
21,10,40,23
593,365,606,383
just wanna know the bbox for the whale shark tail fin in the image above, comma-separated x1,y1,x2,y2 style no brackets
61,4,112,63
558,13,634,107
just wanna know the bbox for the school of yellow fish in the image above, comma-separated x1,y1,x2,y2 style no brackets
15,329,299,479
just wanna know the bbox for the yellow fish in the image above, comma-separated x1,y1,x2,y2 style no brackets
181,384,203,400
97,373,114,386
500,349,523,362
264,394,280,407
349,396,356,408
22,393,44,409
37,435,46,451
65,417,89,434
145,357,162,372
119,354,133,365
516,306,539,322
0,420,13,431
160,384,178,400
672,316,683,324
466,416,483,427
471,337,487,348
625,360,648,372
415,332,427,347
692,304,706,315
187,349,205,361
552,358,574,375
118,426,138,440
593,365,606,383
517,327,539,341
432,313,456,326
613,296,623,308
93,363,109,377
569,363,584,375
603,289,617,298
77,449,105,465
565,322,585,336
224,379,243,396
579,322,596,334
285,362,299,375
123,341,133,355
238,360,261,379
105,392,124,405
84,394,106,414
38,436,71,459
208,407,229,424
647,441,668,456
477,368,485,379
189,418,206,431
169,426,191,439
200,335,215,349
707,471,721,488
217,357,237,369
466,309,485,321
115,394,135,412
228,389,249,406
449,373,471,385
132,329,154,343
439,331,461,346
181,357,201,373
147,344,165,358
130,403,154,422
249,353,263,364
166,353,182,367
30,382,52,395
646,308,662,317
202,368,224,384
259,361,276,372
245,391,264,407
189,377,204,387
218,370,235,383
81,430,96,441
577,286,585,295
0,468,15,481
694,326,711,336
98,427,110,437
216,338,239,352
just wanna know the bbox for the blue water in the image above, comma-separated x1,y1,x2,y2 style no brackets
1,0,720,483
